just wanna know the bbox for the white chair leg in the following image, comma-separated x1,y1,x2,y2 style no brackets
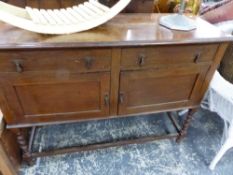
209,137,233,170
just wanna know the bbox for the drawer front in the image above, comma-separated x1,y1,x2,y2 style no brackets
121,44,219,69
0,49,111,73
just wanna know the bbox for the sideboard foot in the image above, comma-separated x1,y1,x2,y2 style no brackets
11,128,34,165
176,108,197,143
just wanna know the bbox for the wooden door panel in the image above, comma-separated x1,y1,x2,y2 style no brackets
118,65,209,115
0,72,110,126
15,81,101,116
126,74,197,107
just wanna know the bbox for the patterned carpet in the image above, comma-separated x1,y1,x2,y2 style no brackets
20,109,233,175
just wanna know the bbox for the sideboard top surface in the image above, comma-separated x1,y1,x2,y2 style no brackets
0,13,232,49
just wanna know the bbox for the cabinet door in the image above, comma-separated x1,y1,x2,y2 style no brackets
0,72,110,126
118,65,209,115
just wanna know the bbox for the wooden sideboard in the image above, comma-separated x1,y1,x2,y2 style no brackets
0,14,232,164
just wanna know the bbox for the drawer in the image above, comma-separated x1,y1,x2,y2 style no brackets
121,44,219,69
0,49,111,73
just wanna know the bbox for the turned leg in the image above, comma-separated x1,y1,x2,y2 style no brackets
176,108,196,143
11,128,33,165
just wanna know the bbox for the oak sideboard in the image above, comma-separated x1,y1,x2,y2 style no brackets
0,14,232,164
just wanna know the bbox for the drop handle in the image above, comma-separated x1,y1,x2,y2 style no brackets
104,94,110,106
84,57,93,69
119,92,124,104
194,53,201,63
13,59,23,73
138,54,146,66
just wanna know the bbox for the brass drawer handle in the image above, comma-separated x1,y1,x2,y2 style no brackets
138,54,146,66
104,94,110,106
84,57,93,69
194,53,201,63
13,59,23,73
